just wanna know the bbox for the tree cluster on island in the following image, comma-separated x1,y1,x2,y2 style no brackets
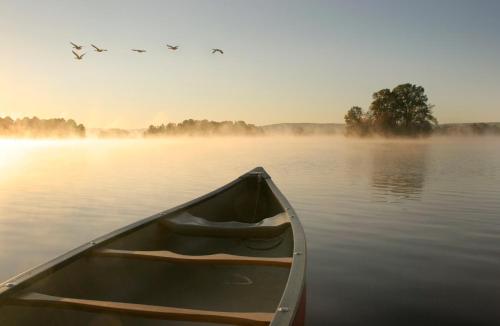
144,119,261,136
0,116,85,138
344,83,437,137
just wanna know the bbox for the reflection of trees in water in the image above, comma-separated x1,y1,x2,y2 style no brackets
371,143,428,201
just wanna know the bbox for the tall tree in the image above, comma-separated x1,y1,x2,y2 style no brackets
344,106,370,136
369,83,436,135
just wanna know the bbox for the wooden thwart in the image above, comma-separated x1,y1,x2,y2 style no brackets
10,292,274,326
94,249,292,267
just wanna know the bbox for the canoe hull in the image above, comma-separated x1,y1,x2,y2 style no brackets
0,167,307,326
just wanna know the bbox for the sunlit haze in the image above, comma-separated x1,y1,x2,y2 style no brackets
1,0,500,128
2,2,500,323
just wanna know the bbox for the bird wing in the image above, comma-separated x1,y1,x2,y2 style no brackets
219,50,224,54
70,42,77,47
72,50,79,58
91,44,99,50
80,53,86,58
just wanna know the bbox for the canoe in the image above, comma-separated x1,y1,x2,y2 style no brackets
0,167,306,326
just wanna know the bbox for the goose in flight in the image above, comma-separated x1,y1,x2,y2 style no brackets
166,44,179,50
91,44,107,52
72,50,85,60
70,42,83,50
212,48,224,54
131,49,146,53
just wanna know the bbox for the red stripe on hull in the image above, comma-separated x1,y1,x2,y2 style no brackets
292,286,306,326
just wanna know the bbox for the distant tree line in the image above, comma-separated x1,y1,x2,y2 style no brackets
434,123,500,136
0,116,85,138
344,83,437,137
144,119,262,136
97,128,131,138
2,113,497,139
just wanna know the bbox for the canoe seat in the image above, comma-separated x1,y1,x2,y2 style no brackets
160,211,290,237
9,292,274,326
94,248,292,267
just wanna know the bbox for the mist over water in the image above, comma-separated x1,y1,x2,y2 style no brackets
1,137,500,325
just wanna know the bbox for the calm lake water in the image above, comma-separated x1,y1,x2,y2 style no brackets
1,137,500,325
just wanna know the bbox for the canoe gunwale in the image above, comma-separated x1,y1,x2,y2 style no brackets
263,171,307,326
0,167,307,326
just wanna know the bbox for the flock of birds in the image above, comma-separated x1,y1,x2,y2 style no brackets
70,42,223,60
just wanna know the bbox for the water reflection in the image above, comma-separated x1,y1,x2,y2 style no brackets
371,143,428,201
2,138,500,326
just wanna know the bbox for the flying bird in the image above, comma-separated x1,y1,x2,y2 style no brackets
212,48,224,54
91,44,107,52
70,42,83,50
72,50,85,60
166,44,179,50
131,49,146,53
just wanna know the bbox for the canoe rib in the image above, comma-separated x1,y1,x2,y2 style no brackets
94,249,292,267
10,292,274,326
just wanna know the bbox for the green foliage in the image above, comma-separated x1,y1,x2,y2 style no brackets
0,116,85,138
144,119,262,136
344,106,371,136
344,83,437,137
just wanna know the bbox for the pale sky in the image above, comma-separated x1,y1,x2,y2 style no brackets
1,0,499,128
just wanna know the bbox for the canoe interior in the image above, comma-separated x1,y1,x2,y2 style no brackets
187,174,284,222
0,171,298,326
